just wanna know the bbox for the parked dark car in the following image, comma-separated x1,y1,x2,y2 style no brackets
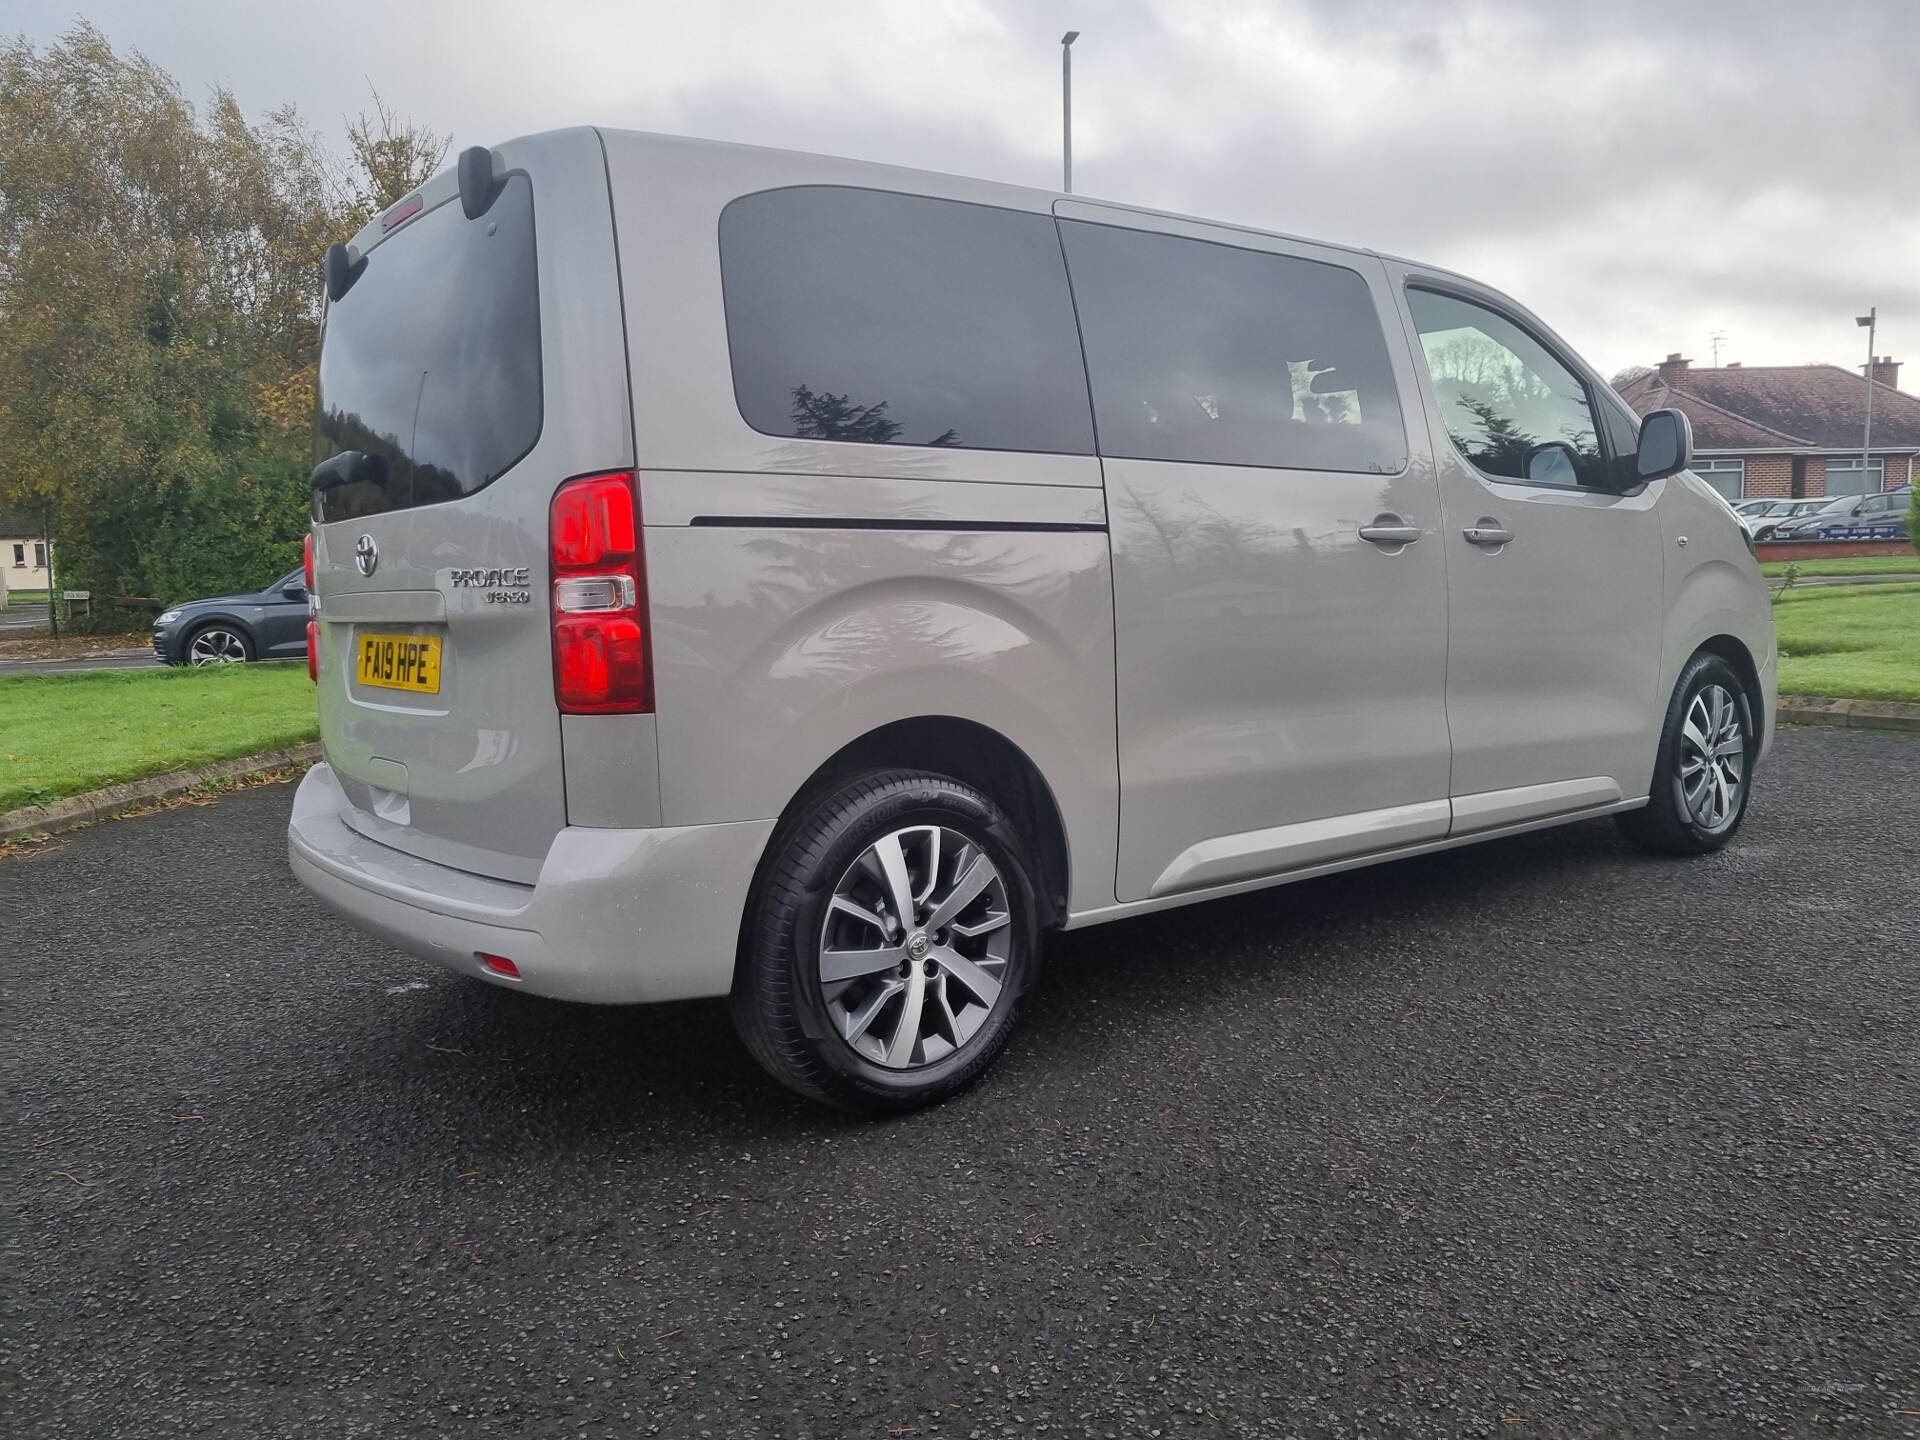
1770,486,1911,542
152,569,310,665
1738,497,1829,541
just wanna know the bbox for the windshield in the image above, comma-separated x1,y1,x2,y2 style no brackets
314,175,542,524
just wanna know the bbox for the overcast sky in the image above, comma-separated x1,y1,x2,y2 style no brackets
15,0,1919,384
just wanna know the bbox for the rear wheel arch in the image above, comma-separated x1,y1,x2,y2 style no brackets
749,716,1072,934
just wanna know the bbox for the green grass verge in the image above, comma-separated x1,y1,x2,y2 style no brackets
0,665,318,810
1760,555,1919,578
4,589,51,603
1774,582,1920,704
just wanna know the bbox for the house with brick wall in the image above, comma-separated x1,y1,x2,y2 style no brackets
1614,355,1920,502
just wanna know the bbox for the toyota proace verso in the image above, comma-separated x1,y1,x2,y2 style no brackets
289,128,1777,1113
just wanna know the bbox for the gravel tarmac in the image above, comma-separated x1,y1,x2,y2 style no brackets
3,726,1918,1437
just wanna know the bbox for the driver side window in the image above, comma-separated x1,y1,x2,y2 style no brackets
1408,288,1608,490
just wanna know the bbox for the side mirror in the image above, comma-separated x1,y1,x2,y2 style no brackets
1524,441,1580,487
281,583,306,600
1635,407,1692,482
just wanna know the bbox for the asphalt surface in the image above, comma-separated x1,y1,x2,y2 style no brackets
0,649,160,676
4,727,1918,1437
0,602,51,634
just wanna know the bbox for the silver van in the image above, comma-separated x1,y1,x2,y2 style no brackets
289,128,1776,1112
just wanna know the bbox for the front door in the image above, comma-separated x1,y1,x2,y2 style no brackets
1397,280,1666,824
1057,206,1451,902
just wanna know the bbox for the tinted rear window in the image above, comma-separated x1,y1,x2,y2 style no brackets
719,186,1094,455
1060,221,1406,473
314,175,541,522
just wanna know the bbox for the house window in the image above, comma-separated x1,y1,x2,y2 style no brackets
1824,458,1884,496
1692,457,1745,500
33,542,47,568
10,543,22,567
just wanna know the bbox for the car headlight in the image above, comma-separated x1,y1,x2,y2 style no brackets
155,610,182,626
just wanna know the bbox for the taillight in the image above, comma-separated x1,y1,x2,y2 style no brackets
304,531,315,590
550,471,651,714
306,620,319,682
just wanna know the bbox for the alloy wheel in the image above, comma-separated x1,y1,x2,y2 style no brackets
1675,683,1746,833
188,628,248,665
817,824,1014,1069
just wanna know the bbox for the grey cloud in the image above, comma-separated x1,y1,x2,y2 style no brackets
11,0,1917,375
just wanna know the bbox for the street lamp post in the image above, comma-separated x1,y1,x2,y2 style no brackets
1061,30,1079,193
1856,308,1877,496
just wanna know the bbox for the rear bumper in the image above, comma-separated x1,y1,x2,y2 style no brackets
287,763,774,1004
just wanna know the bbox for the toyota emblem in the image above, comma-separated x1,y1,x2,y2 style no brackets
354,533,378,577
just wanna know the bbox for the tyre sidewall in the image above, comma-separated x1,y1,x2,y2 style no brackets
187,623,251,665
772,776,1040,1109
1665,655,1755,849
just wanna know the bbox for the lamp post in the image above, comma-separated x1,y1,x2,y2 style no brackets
1061,30,1080,193
1856,308,1877,496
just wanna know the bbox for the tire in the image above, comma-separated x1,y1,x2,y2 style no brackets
732,770,1042,1114
184,623,253,666
1615,652,1755,855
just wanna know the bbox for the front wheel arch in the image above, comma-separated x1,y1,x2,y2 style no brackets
1692,634,1765,752
181,619,255,665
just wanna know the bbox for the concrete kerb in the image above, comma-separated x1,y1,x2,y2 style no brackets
1,742,322,843
1776,697,1920,734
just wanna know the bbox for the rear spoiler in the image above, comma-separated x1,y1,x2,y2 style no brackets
322,145,502,304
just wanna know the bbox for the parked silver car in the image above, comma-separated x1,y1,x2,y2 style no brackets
1735,497,1828,541
289,129,1777,1112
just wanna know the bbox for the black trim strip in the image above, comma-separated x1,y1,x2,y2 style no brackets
688,515,1106,534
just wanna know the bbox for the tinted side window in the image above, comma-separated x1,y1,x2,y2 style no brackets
315,175,542,523
1407,288,1607,490
719,187,1093,455
1058,222,1406,473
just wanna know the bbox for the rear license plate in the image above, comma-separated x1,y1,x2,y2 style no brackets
356,633,442,693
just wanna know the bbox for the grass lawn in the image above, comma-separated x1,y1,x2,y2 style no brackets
0,665,318,810
4,589,51,603
1760,555,1920,578
1774,582,1920,704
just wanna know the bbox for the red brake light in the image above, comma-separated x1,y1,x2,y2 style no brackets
550,472,651,714
382,193,423,232
304,532,314,590
551,475,637,567
306,620,319,682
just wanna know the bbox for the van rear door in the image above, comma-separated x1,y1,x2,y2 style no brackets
309,129,635,884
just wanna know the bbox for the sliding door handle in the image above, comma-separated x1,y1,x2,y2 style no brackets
1463,520,1514,547
1358,515,1423,547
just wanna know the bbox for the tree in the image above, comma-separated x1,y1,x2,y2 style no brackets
1610,364,1654,390
0,26,449,619
340,87,450,229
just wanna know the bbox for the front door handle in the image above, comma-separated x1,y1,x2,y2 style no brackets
1463,519,1514,547
1358,515,1423,547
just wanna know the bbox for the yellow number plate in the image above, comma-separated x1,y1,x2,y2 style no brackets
355,633,442,693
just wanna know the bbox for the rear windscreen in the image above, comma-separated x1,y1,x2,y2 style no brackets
314,174,541,523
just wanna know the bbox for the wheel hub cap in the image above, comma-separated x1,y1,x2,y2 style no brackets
817,824,1014,1070
1675,683,1746,833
